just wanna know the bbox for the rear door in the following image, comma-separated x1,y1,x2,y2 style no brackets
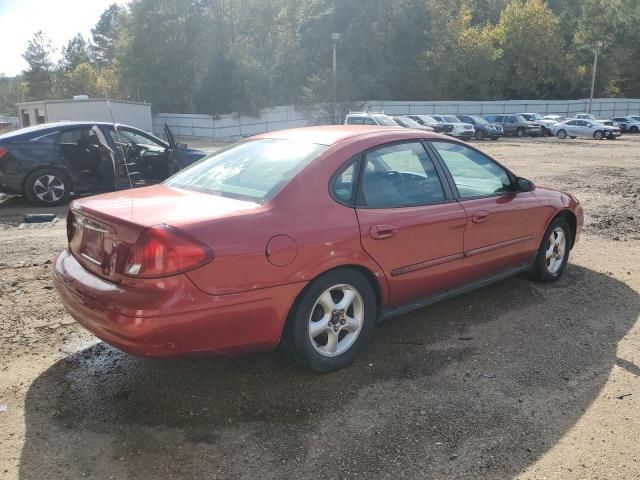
429,140,542,281
354,141,467,306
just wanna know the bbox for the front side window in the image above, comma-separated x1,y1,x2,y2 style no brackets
360,142,445,208
432,142,512,199
166,138,327,203
346,117,363,125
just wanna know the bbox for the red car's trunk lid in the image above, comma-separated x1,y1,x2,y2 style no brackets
68,184,260,283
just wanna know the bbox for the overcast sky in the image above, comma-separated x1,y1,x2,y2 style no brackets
0,0,129,76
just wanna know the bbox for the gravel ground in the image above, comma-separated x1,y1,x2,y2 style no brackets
0,135,639,480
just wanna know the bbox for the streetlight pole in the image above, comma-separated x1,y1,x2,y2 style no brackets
588,41,603,114
331,33,340,114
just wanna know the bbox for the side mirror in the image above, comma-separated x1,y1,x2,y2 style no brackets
586,123,592,127
516,177,533,192
176,142,188,149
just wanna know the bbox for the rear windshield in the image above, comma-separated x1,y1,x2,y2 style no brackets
165,138,327,203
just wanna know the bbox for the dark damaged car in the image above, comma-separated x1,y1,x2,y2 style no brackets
0,122,206,206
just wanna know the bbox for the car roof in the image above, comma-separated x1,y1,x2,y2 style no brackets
0,121,141,140
254,125,441,146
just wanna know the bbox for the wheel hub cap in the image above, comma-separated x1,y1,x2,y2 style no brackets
308,284,364,357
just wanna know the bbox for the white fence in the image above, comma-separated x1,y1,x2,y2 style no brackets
153,98,640,140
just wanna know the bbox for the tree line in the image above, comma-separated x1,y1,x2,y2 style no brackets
2,0,640,117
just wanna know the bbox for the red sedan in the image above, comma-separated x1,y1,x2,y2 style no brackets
54,126,583,372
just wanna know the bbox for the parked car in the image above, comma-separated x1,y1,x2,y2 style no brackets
405,114,447,133
517,113,558,136
393,116,435,132
629,115,640,123
0,122,205,206
484,114,542,137
429,115,475,139
552,119,621,140
611,116,640,133
54,125,583,372
344,111,399,126
544,115,566,123
574,113,619,128
457,115,503,140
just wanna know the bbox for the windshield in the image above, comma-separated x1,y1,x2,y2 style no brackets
468,116,488,124
443,116,459,123
375,115,399,126
398,117,421,128
417,115,438,124
531,113,544,120
165,138,327,203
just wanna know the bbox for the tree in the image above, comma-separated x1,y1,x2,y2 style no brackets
494,0,569,99
91,3,126,69
65,63,101,97
59,34,91,72
22,31,54,100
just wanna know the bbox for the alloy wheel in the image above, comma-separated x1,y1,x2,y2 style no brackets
545,227,566,275
308,283,364,357
33,174,65,203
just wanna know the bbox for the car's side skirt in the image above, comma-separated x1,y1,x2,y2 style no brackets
380,260,533,321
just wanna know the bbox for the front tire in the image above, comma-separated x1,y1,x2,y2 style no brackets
630,126,639,133
593,130,603,140
516,127,526,137
556,129,567,139
529,218,571,282
24,169,71,206
475,130,486,140
284,269,376,372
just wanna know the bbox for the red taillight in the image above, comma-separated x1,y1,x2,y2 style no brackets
125,225,213,278
0,147,7,159
66,210,75,243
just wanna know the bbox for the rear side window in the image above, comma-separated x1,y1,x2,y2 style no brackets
165,138,327,203
360,142,445,208
331,160,359,205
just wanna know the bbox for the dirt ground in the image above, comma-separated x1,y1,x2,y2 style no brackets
0,135,639,480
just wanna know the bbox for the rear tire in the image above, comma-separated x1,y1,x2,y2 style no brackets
529,217,571,283
24,169,71,206
630,126,639,133
283,268,376,372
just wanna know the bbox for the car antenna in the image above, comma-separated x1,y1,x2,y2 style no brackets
104,94,133,189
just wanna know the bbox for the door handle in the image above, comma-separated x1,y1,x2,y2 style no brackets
370,224,397,240
472,211,490,223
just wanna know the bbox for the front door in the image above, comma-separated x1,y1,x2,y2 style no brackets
430,141,542,281
354,141,467,306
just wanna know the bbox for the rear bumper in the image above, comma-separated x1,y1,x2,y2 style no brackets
53,250,305,357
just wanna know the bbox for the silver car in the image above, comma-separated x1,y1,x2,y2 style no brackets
611,116,640,133
552,119,621,140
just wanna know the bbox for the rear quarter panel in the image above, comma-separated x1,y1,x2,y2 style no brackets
0,138,62,192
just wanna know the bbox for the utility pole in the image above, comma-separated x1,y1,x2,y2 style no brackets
588,41,603,114
331,33,341,119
